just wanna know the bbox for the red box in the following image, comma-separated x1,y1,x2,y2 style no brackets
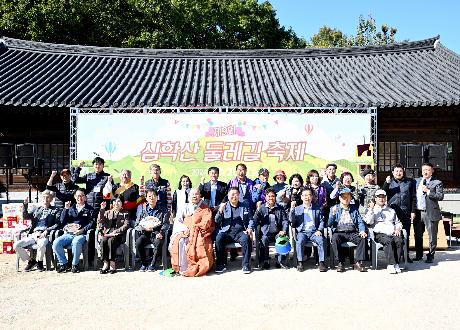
1,241,15,254
7,216,18,228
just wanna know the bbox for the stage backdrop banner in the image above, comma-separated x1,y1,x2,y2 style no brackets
75,112,373,186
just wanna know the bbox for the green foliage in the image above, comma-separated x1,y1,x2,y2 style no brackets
0,0,306,49
309,15,400,48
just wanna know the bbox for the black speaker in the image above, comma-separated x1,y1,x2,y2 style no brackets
400,144,423,168
0,143,15,169
428,144,447,169
16,143,36,169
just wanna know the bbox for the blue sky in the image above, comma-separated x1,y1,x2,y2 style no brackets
268,0,460,54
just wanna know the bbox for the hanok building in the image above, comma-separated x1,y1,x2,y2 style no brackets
0,36,460,209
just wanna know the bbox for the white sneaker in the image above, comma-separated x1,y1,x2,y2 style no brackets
394,264,402,273
387,264,397,274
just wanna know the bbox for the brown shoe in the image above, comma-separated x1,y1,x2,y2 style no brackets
318,262,327,272
336,262,345,272
355,261,366,272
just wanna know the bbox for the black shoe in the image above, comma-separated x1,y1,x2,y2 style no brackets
109,269,117,274
24,259,37,272
296,262,304,272
336,262,345,272
262,261,270,270
57,265,67,273
425,255,434,263
318,262,327,272
100,269,109,274
71,265,80,273
36,261,45,272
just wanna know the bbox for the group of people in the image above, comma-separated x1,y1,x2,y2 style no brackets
13,157,444,275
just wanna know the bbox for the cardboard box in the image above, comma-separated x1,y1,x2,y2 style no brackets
0,240,15,254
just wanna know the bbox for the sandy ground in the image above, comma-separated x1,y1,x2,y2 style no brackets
1,247,460,330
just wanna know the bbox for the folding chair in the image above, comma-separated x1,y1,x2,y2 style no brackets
368,228,408,270
130,228,170,270
15,229,54,272
328,227,358,269
51,229,95,271
94,228,130,270
290,224,326,267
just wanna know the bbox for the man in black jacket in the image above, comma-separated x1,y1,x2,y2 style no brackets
46,169,79,208
382,164,416,261
199,166,227,212
14,190,61,272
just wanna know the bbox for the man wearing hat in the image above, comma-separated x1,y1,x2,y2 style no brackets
290,188,327,272
46,168,79,208
252,168,271,205
328,187,367,272
358,168,379,217
364,189,404,273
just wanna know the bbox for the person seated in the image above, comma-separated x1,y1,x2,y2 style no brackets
53,189,96,273
251,168,271,204
290,188,327,272
171,175,192,219
103,169,142,226
97,197,129,274
14,190,61,272
328,187,367,272
253,188,289,269
46,169,79,209
134,189,170,272
169,188,214,276
365,189,404,274
214,187,254,274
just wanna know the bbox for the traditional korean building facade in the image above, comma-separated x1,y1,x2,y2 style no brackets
0,36,459,194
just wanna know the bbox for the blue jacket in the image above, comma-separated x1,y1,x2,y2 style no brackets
253,204,288,235
251,178,271,204
59,203,95,234
215,202,254,233
327,204,365,233
290,204,324,233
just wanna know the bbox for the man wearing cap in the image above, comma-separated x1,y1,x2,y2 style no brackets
252,168,271,205
46,169,79,208
14,191,62,272
72,157,111,211
358,168,379,217
328,187,367,272
365,189,404,273
290,188,327,272
254,188,289,269
414,162,444,263
382,164,416,262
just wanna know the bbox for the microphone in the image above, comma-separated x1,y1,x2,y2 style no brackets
422,179,427,195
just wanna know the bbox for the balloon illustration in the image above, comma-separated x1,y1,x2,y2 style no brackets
105,141,116,158
304,123,314,135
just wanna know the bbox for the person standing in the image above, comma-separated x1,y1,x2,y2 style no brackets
46,169,79,208
199,166,227,212
381,164,416,262
144,164,172,214
414,163,444,263
321,163,340,221
227,163,255,212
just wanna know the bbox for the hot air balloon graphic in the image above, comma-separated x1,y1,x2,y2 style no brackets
304,123,314,135
105,141,116,158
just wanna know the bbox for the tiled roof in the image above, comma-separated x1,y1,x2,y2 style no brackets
0,36,459,109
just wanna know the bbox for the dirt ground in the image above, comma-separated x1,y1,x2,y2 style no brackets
1,247,459,330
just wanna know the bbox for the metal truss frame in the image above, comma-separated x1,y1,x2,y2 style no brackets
70,106,377,170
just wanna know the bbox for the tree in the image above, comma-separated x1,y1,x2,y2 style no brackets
309,15,399,48
0,0,307,49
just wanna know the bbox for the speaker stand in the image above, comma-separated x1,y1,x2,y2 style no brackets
27,170,32,202
5,168,10,203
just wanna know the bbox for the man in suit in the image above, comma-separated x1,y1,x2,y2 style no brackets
253,188,288,269
53,189,96,273
290,188,327,272
214,187,254,274
227,163,255,212
199,166,227,212
14,190,62,272
414,162,444,263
